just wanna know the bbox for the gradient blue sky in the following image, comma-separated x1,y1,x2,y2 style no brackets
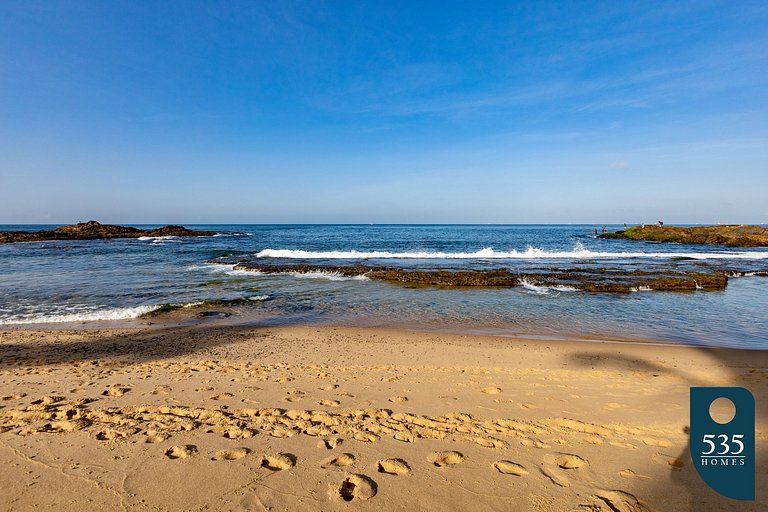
1,1,766,224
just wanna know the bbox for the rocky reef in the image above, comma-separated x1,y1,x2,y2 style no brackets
215,262,730,293
0,221,215,243
140,298,266,319
599,224,768,247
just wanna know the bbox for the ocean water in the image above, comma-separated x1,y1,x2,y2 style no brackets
1,224,767,348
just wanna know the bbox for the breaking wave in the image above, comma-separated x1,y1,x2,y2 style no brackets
255,245,768,261
284,270,370,281
518,278,579,294
0,305,161,325
193,264,369,281
138,236,180,245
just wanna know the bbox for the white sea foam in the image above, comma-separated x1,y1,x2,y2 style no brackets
0,305,161,325
138,235,180,245
248,295,270,301
518,277,578,294
138,236,177,241
189,264,257,276
728,271,766,277
255,246,768,260
191,264,368,281
286,270,370,281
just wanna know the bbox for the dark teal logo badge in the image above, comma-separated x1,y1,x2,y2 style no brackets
690,387,754,500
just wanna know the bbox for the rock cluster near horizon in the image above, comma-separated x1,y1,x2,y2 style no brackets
0,221,214,243
599,224,768,247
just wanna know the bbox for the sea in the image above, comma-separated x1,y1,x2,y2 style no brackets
1,224,767,349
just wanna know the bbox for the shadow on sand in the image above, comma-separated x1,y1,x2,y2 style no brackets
0,320,293,368
568,348,768,511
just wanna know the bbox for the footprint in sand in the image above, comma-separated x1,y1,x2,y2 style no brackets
480,387,501,394
145,431,168,443
554,454,588,469
319,399,340,407
260,453,296,471
210,393,234,401
31,396,63,405
352,432,379,443
540,453,588,487
321,453,355,468
339,474,377,501
165,445,197,459
151,385,172,395
320,437,342,449
619,469,651,480
319,384,338,391
388,396,408,403
103,386,130,397
213,448,251,461
493,461,528,476
270,427,294,439
595,490,653,512
36,420,65,433
377,458,410,475
429,451,464,467
95,429,127,441
210,426,254,439
540,466,570,487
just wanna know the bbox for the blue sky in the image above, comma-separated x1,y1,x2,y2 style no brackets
1,1,766,224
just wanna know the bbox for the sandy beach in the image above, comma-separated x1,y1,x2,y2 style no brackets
0,325,765,511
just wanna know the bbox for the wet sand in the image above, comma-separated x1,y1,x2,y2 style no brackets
0,325,766,511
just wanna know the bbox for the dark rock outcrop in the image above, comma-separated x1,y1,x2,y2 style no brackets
0,221,215,243
213,262,732,293
600,225,768,247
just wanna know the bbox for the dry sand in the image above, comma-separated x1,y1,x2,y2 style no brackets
0,325,766,511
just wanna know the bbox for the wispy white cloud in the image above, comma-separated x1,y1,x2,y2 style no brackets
610,160,630,170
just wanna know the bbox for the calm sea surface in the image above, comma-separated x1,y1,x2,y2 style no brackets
1,224,767,349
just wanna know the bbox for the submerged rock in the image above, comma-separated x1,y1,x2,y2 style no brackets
140,298,262,318
0,221,215,243
600,225,768,247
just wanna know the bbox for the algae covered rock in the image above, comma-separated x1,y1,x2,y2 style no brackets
0,221,215,243
600,225,768,247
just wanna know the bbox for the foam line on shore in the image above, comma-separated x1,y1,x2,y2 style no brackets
0,305,161,325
